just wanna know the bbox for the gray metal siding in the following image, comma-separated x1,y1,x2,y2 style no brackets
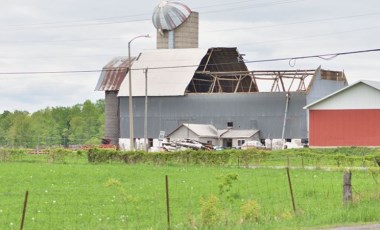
120,92,307,139
307,69,348,105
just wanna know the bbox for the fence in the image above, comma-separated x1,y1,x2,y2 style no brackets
0,150,379,229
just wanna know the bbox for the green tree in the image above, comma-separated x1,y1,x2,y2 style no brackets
7,111,32,148
0,111,12,146
0,99,105,148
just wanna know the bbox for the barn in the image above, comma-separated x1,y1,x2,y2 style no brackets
100,48,347,150
95,0,348,150
304,80,380,147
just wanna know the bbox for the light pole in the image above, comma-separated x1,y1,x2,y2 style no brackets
128,34,150,151
144,68,148,152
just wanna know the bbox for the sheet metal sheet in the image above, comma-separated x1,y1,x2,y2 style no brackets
118,48,208,97
95,57,134,91
180,123,218,137
221,129,259,138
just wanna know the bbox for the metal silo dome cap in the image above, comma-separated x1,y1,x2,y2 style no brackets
152,0,192,31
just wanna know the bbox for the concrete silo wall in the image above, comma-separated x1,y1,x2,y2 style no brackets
105,91,119,145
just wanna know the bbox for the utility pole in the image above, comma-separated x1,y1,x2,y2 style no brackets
127,34,150,151
144,68,148,152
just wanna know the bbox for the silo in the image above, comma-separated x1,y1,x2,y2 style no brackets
153,0,199,49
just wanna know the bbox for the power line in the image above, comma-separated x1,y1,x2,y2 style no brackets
0,48,378,76
204,11,380,33
202,0,308,14
194,0,260,9
1,23,379,46
1,10,379,45
0,0,308,31
238,24,380,46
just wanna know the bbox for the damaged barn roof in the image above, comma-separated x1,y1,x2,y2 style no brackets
95,56,135,91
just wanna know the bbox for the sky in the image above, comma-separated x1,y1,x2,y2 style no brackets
1,0,379,113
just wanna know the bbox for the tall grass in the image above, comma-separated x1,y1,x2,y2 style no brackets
0,162,378,229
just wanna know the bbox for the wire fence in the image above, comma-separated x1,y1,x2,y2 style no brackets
0,135,104,150
0,156,379,229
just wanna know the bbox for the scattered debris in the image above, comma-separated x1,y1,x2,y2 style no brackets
241,140,266,150
149,139,214,152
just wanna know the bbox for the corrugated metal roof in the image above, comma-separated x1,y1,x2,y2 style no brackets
182,123,218,137
95,57,135,91
304,80,380,109
152,1,192,31
118,48,208,97
220,129,259,138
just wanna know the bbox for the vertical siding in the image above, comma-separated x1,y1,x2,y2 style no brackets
119,93,308,139
310,109,380,146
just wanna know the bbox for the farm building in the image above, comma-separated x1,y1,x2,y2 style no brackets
167,123,260,147
304,80,380,147
95,0,348,150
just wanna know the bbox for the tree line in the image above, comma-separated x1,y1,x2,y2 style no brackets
0,99,105,148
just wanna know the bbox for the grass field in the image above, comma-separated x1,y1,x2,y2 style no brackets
0,157,379,229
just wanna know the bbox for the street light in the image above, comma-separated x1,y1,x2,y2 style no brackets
128,34,150,151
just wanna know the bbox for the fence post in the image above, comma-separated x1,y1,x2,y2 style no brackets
343,170,352,206
286,168,296,213
165,175,171,229
20,191,29,230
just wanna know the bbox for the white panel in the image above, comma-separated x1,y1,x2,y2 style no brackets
119,138,130,150
118,48,207,97
310,83,380,110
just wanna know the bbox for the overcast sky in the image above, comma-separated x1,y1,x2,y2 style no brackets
1,0,379,113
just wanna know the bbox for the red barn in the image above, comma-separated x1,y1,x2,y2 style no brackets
304,80,380,147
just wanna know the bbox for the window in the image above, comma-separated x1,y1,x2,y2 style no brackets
207,140,212,145
148,138,153,147
227,121,233,128
238,139,245,146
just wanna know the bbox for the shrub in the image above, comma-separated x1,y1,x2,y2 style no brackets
47,148,71,163
200,195,221,227
240,199,260,222
218,173,239,198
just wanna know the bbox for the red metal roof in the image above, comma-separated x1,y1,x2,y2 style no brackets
95,56,135,91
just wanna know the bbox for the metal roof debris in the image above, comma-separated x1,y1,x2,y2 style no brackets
95,56,135,91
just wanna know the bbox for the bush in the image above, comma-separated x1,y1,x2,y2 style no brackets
47,148,71,163
85,147,380,168
200,195,221,227
240,199,260,222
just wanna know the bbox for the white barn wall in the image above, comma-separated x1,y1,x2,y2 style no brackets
310,83,380,110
